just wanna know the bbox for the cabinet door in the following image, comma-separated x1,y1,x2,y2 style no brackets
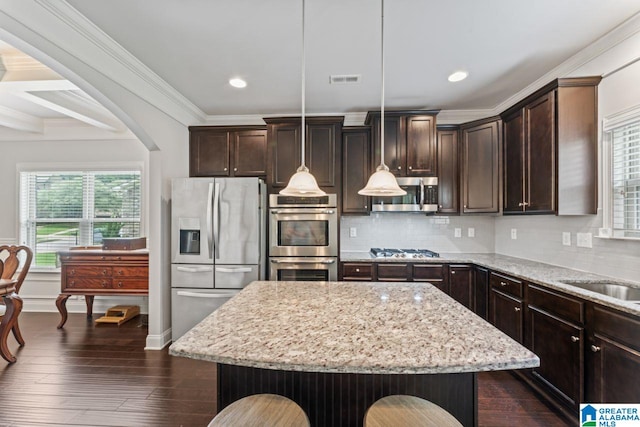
406,115,436,176
437,128,459,213
449,265,473,309
190,130,230,177
268,124,300,188
503,111,525,213
372,116,405,176
342,128,370,215
525,91,555,213
473,266,489,319
528,306,584,409
233,130,267,176
376,263,409,281
490,289,523,343
587,335,640,403
308,122,339,189
461,119,501,213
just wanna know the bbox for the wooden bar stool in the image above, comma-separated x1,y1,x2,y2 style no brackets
364,395,463,427
208,393,309,427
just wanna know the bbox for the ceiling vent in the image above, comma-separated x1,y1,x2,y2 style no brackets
330,74,361,85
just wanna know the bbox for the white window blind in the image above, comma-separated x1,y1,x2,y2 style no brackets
611,121,640,238
19,170,141,269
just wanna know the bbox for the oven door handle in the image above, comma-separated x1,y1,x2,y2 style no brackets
270,259,336,265
270,209,335,215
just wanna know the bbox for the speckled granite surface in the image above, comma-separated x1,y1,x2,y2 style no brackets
341,251,640,316
170,280,539,374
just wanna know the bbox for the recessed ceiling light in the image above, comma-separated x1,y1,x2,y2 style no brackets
448,71,468,82
229,78,247,88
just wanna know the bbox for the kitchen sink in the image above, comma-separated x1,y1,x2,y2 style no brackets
560,280,640,302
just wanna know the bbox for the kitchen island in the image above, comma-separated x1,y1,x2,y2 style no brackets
170,280,539,426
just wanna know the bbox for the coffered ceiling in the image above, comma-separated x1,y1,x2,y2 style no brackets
1,0,640,137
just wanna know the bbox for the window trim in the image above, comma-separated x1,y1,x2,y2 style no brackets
599,104,640,241
16,161,146,272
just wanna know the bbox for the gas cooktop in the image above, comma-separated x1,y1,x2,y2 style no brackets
370,248,440,259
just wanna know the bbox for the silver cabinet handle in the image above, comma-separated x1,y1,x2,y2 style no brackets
514,307,521,312
408,166,412,170
518,202,524,207
223,167,228,171
234,168,238,172
355,268,360,272
397,166,402,170
451,271,456,274
591,345,601,353
571,336,580,342
500,281,507,286
215,267,252,273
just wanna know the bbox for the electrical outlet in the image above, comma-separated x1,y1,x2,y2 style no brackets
454,228,462,238
349,227,357,238
577,232,593,248
562,232,571,246
468,227,475,238
510,228,517,240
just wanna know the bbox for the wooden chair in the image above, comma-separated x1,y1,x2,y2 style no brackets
364,395,463,427
208,394,309,427
0,245,33,346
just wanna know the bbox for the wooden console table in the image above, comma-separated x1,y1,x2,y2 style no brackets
56,249,148,328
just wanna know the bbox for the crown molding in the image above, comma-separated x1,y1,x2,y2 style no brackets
0,118,137,142
30,0,206,125
437,109,494,125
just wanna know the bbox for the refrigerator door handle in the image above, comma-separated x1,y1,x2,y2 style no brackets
176,291,236,299
176,266,214,273
213,182,221,260
215,267,252,273
206,183,214,259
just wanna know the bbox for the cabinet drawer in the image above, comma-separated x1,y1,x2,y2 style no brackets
589,304,640,351
60,254,148,262
490,272,523,298
528,284,584,324
376,264,409,281
342,263,373,280
412,264,446,281
66,266,112,277
113,266,148,278
112,278,148,290
65,278,111,290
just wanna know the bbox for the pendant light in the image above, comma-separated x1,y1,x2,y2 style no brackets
358,0,406,197
280,0,326,197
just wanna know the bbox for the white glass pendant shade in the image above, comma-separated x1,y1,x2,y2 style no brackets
358,164,406,196
280,165,326,197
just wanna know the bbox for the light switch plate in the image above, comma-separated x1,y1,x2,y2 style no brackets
468,227,475,238
577,232,593,248
454,228,462,238
511,228,517,240
562,232,571,246
349,227,357,238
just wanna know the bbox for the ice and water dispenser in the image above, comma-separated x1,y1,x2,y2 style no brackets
178,218,200,255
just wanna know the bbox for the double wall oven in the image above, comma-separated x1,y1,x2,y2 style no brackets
269,194,338,281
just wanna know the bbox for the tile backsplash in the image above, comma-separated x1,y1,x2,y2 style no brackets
341,214,495,253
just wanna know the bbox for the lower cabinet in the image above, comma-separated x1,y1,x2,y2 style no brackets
473,266,489,320
489,272,524,343
412,264,448,293
448,264,473,309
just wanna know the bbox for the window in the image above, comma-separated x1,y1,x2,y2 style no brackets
20,169,142,269
602,106,640,239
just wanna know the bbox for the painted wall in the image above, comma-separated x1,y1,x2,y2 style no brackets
0,137,150,313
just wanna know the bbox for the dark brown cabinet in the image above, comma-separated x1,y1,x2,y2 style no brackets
460,117,502,214
376,263,410,281
526,285,585,409
489,272,523,343
437,127,459,214
265,117,343,194
366,111,438,177
586,304,640,403
412,264,448,293
189,126,267,177
473,266,489,320
449,264,473,309
501,77,601,215
342,127,371,215
341,263,374,281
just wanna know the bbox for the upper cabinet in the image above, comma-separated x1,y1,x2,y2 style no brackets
460,117,502,214
501,77,601,215
365,111,439,177
437,126,459,214
265,117,343,194
342,127,371,215
189,126,267,177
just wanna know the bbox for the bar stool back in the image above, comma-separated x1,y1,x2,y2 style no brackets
364,395,463,427
208,393,309,427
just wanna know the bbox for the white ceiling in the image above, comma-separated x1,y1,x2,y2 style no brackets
1,0,639,137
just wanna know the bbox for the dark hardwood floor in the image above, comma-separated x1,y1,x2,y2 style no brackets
0,312,571,427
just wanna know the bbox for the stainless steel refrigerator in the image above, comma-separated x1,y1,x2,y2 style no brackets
170,177,266,341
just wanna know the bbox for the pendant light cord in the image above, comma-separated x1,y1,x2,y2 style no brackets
300,0,307,170
379,0,387,171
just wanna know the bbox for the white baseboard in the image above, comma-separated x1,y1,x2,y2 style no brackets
145,327,172,350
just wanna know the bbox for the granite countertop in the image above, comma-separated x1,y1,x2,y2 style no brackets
170,280,539,374
340,251,640,316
